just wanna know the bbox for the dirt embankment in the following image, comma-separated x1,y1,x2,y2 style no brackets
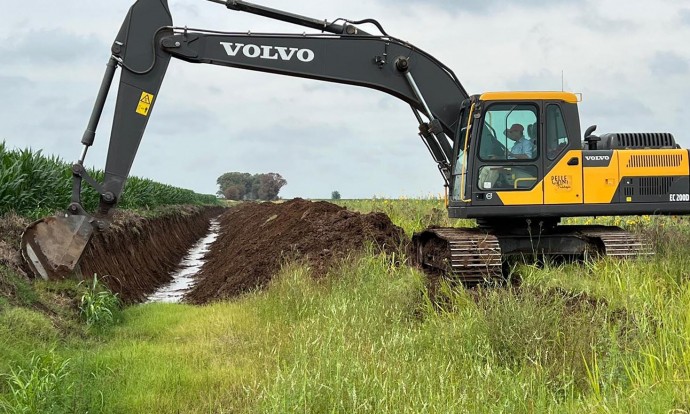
2,200,406,306
78,206,224,303
0,206,224,304
0,213,30,277
186,199,407,304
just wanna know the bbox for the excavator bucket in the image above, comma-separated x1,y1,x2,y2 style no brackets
20,214,94,280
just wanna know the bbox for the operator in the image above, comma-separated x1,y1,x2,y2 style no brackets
505,124,534,159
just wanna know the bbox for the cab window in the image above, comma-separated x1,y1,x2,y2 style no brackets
546,104,568,160
478,165,538,190
479,104,538,161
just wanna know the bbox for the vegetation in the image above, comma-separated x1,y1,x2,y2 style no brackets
331,190,341,200
78,275,121,328
0,351,73,414
0,142,218,219
217,172,287,201
1,198,690,412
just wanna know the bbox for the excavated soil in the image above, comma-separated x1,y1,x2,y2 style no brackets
0,212,30,278
186,199,407,304
3,200,406,306
78,206,224,303
0,206,224,304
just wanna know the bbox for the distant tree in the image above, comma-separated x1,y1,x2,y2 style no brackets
217,172,287,201
223,185,244,201
217,172,252,199
254,173,287,200
331,191,341,200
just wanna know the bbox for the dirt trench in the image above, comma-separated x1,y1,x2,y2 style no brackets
2,200,407,306
77,206,224,303
185,199,408,304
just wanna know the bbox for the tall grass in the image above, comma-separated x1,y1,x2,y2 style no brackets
0,141,218,218
78,275,121,328
1,199,689,412
32,245,687,413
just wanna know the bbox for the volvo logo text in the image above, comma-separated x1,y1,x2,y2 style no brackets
220,42,315,62
584,155,610,161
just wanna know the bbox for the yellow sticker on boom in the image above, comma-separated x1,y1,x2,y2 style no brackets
136,92,154,116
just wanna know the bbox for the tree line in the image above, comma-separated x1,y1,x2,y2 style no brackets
217,172,287,201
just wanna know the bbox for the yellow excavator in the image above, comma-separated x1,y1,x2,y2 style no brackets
22,0,683,282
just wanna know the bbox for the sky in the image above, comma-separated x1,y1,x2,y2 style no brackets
1,0,689,199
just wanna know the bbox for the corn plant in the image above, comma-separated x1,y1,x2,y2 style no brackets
79,274,121,328
0,141,219,219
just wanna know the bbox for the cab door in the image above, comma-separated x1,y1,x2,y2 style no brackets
542,103,583,204
474,102,544,206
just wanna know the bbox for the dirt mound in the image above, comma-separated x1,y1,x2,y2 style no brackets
186,199,407,303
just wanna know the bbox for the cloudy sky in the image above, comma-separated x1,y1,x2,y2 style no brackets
2,0,689,199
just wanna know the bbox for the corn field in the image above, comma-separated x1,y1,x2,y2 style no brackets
0,141,218,218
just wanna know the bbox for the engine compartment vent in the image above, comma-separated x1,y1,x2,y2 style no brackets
639,176,673,196
626,154,684,168
596,132,677,150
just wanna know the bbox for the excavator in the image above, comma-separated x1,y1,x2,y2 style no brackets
22,0,686,283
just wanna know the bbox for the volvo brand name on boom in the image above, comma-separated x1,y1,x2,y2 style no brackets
220,42,315,62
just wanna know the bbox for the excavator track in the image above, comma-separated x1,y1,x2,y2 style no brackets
413,225,654,284
578,226,655,259
413,228,502,283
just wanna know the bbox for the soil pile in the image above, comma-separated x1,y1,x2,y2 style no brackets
186,199,407,303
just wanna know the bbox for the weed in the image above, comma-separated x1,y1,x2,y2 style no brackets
0,351,73,414
78,274,121,328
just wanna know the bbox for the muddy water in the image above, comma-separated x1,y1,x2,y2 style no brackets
147,219,220,303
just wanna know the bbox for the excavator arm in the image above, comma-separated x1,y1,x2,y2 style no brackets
21,0,470,280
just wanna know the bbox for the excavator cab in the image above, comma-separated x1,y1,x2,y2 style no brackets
450,92,584,221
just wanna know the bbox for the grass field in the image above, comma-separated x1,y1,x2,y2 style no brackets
1,199,690,413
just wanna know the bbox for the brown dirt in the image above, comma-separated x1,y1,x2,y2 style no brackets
78,206,224,303
0,212,30,277
0,206,225,305
3,200,406,306
186,199,407,304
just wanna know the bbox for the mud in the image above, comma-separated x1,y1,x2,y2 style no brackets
186,199,407,304
78,206,224,304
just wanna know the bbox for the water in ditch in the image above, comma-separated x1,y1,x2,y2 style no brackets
147,218,220,303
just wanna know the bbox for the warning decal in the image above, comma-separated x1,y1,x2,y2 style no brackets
136,92,155,116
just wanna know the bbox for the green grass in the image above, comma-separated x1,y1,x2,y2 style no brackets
1,199,690,412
